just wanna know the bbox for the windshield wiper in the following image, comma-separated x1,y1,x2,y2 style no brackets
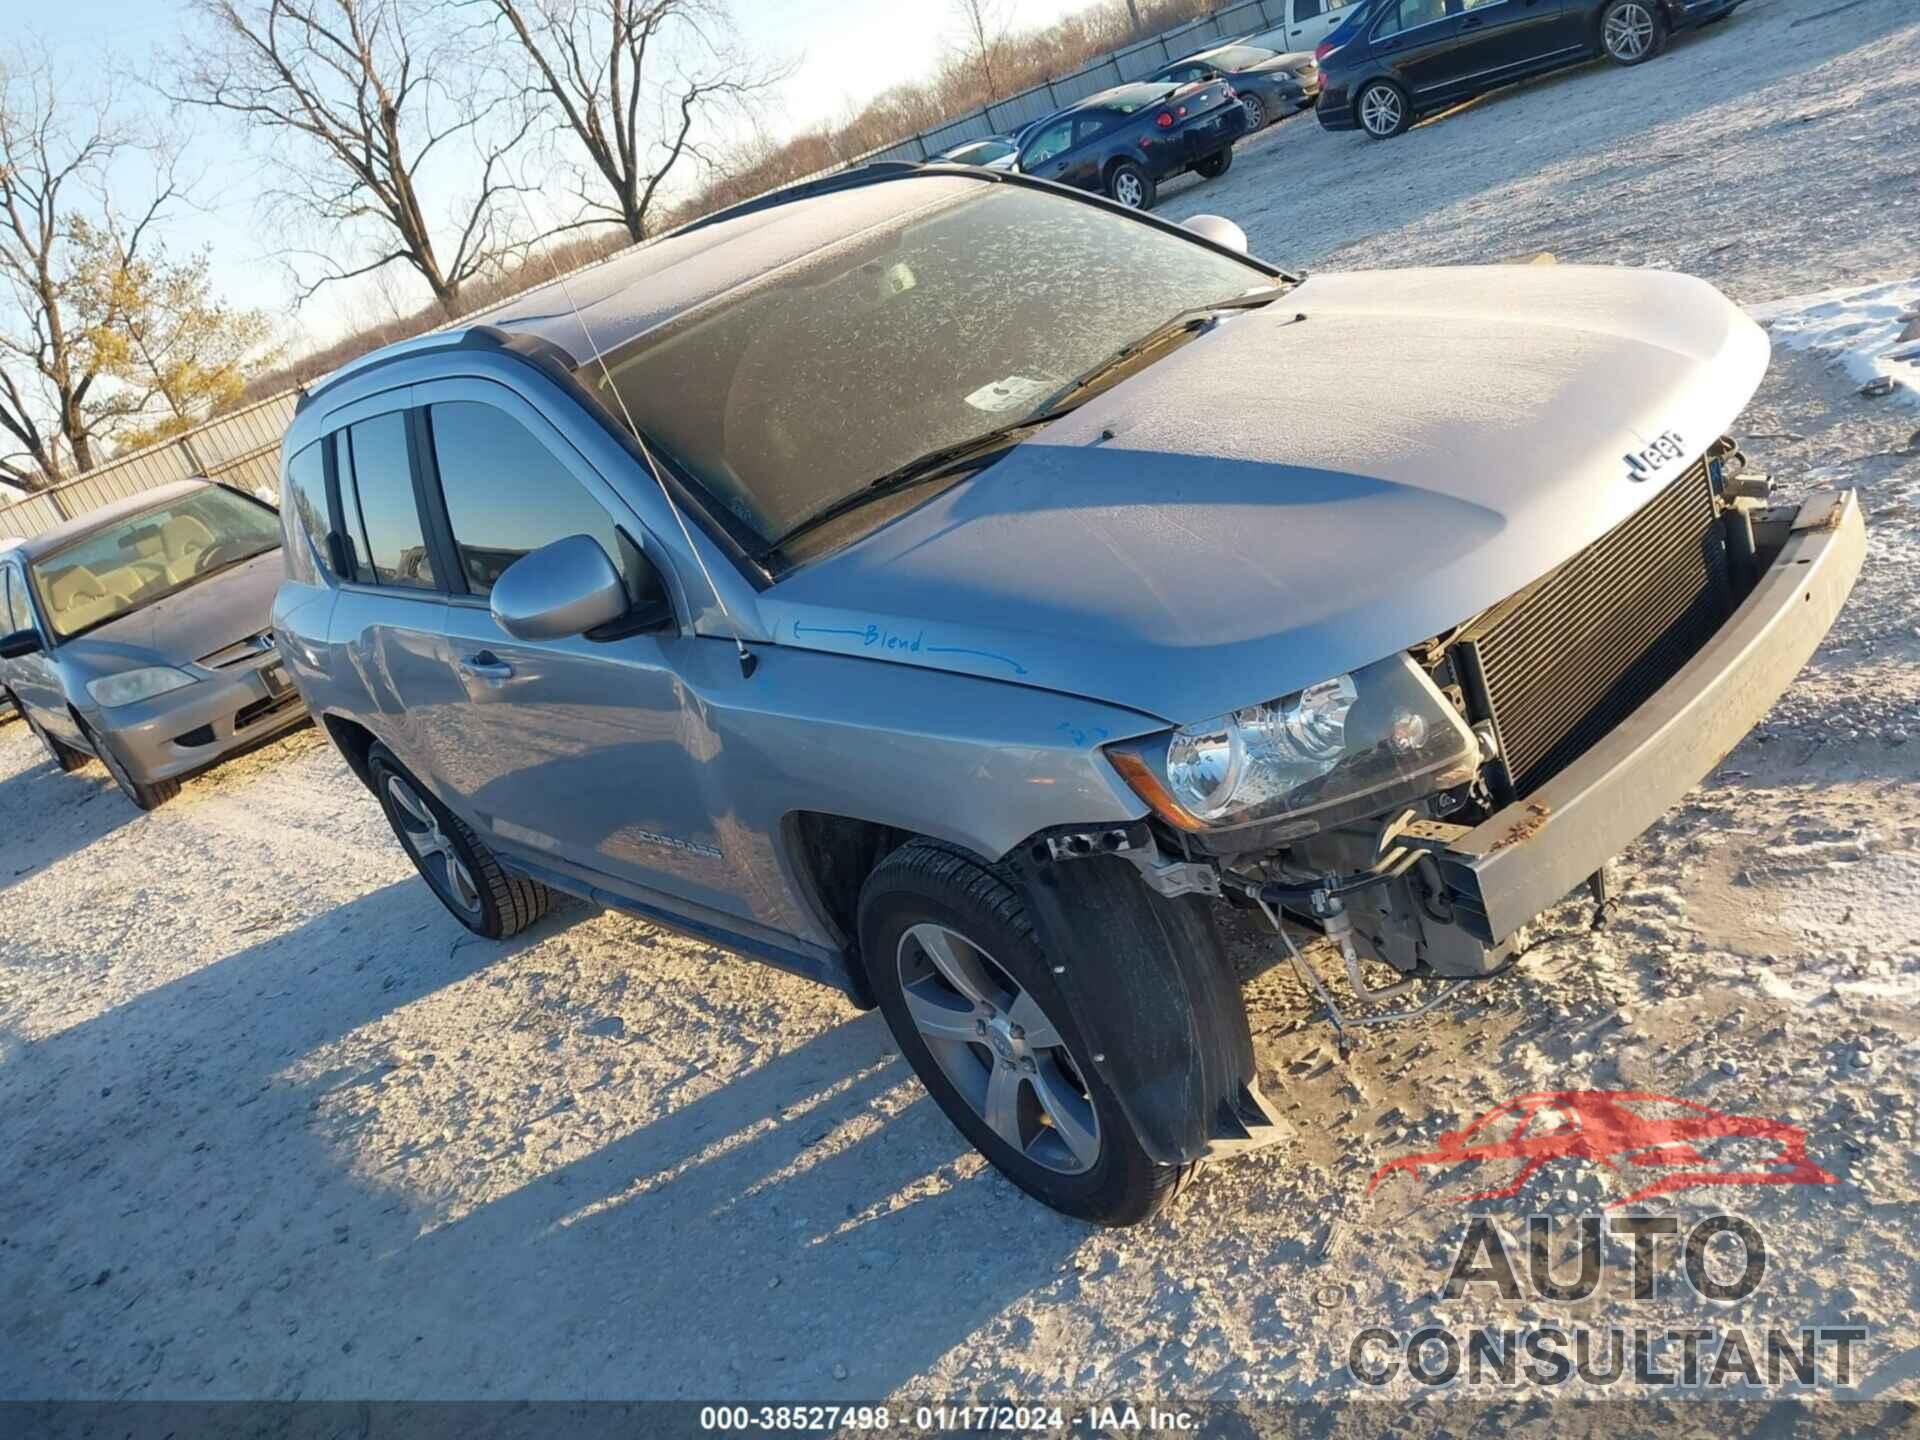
761,418,1053,555
1032,286,1289,416
761,288,1288,557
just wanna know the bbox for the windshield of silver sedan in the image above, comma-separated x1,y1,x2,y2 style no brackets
590,185,1276,562
30,487,282,641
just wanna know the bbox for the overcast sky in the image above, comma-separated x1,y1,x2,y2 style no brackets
27,0,1100,350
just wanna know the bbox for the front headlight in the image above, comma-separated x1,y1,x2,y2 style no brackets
1106,653,1478,836
87,667,197,708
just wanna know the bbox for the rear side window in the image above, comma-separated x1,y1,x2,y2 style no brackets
280,440,332,584
425,401,637,599
340,413,436,590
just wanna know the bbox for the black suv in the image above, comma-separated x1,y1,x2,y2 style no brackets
1015,81,1248,211
1318,0,1746,138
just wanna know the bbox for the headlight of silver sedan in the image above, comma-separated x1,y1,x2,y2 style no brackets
86,667,197,709
1106,653,1478,837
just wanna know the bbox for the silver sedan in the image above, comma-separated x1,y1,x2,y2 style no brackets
0,480,308,810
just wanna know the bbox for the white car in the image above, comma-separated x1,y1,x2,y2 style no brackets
1245,0,1368,53
930,136,1020,172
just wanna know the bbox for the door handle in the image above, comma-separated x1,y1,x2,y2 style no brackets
1462,14,1484,25
458,651,513,685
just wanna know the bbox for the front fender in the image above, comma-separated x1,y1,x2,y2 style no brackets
1009,848,1287,1166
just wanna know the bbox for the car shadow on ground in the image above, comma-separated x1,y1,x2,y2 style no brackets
0,877,1088,1399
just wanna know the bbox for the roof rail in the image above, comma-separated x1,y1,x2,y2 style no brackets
295,325,517,414
670,162,927,241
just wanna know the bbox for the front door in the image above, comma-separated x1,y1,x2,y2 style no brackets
410,384,756,925
1,561,76,742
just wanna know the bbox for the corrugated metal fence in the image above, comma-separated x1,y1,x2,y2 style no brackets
0,391,296,540
862,0,1295,163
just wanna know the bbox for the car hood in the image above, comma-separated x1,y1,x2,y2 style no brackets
1246,52,1315,73
61,549,283,678
762,265,1769,726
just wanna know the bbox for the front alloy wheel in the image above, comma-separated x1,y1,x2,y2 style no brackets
858,839,1194,1225
1242,93,1267,130
897,922,1100,1175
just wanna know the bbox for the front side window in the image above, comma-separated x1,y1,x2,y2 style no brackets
426,401,639,599
593,184,1273,563
29,487,282,641
1022,118,1074,167
340,412,435,590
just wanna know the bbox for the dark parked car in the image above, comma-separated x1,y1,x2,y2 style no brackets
1014,81,1247,210
1317,0,1746,138
1146,42,1322,132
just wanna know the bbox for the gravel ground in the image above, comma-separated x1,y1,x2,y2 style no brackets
2,0,1916,1410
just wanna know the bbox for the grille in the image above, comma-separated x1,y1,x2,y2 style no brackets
1456,459,1731,799
198,632,276,668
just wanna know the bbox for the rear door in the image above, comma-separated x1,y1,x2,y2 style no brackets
322,392,452,786
410,380,761,926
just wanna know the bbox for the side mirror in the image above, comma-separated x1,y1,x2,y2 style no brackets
490,534,634,641
1184,214,1250,254
0,628,42,660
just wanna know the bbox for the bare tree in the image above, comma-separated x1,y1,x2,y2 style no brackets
0,45,185,487
950,0,1011,102
476,0,787,245
164,0,535,314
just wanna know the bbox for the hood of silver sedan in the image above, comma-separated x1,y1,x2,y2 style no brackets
764,265,1769,724
67,549,284,672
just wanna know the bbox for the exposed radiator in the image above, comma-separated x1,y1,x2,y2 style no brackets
1456,459,1731,800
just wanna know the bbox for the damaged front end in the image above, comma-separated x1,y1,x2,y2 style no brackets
1029,441,1863,1067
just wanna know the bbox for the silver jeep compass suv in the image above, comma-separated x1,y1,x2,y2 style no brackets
274,166,1862,1225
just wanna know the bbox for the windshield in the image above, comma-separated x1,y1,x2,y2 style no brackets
592,185,1272,559
30,487,281,640
1208,45,1280,68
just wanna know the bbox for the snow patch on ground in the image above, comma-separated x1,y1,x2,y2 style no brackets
1749,277,1920,402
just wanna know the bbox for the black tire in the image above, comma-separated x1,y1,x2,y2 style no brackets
858,839,1195,1226
76,717,178,809
367,742,550,938
1599,0,1667,64
20,703,89,773
1356,79,1411,138
1104,159,1157,212
1194,144,1234,180
1241,92,1268,131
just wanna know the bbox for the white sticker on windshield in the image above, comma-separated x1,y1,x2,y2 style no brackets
964,376,1051,413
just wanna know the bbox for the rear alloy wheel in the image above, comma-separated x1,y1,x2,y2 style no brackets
1194,145,1234,180
368,743,550,939
1105,160,1156,211
859,840,1194,1226
78,718,178,810
1241,93,1268,130
1358,80,1410,138
1601,0,1666,63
